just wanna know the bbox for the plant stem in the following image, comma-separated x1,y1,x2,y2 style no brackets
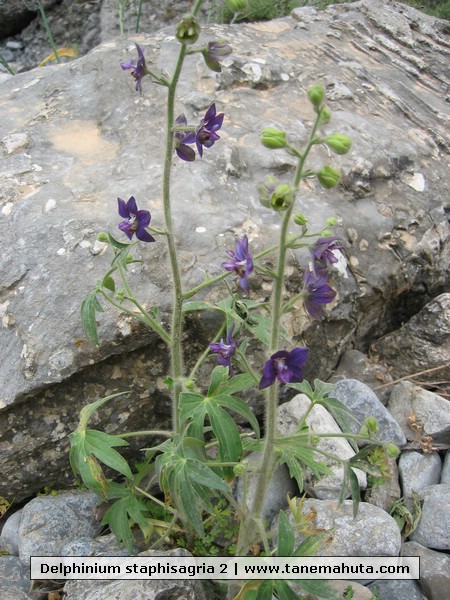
162,0,204,433
235,109,325,556
36,0,60,64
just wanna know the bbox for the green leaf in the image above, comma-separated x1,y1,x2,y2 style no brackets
172,465,205,537
293,531,329,557
101,497,135,551
80,291,104,346
208,403,242,477
85,429,133,479
348,466,361,518
218,371,256,395
277,510,295,557
255,580,274,600
179,392,204,421
297,580,340,599
216,394,260,438
185,459,230,493
108,232,132,250
111,244,132,269
207,365,229,396
78,392,130,428
273,580,299,600
102,275,115,292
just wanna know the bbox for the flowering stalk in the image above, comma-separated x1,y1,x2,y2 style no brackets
162,0,204,433
235,105,327,556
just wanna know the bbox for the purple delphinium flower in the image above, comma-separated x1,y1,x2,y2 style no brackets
174,114,196,162
259,347,309,390
196,103,224,157
222,235,254,294
120,43,148,92
209,324,237,375
301,268,336,321
118,196,155,242
310,236,344,274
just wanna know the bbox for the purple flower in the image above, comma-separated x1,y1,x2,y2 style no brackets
222,235,253,294
196,103,224,157
174,114,196,162
259,347,309,390
120,43,148,92
209,324,237,375
301,268,336,321
310,236,344,273
118,196,155,242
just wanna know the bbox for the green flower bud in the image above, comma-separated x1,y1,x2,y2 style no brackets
233,463,246,476
176,16,200,45
310,434,320,445
325,217,337,227
294,213,308,226
325,132,352,155
317,165,340,189
261,127,287,149
226,0,248,11
271,183,293,211
320,229,333,237
385,443,400,459
307,84,325,110
98,232,109,242
319,106,332,124
258,175,279,208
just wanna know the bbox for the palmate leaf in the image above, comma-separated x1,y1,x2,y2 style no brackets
101,493,150,551
208,403,242,478
84,429,132,479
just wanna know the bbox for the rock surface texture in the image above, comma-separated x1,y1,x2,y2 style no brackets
0,0,449,504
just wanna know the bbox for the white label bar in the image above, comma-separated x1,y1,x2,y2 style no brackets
30,555,420,580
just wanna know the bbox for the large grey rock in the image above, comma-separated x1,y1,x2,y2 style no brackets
63,549,206,600
333,379,407,446
441,451,450,484
277,393,367,499
388,381,450,442
1,0,449,502
0,555,31,595
18,491,100,562
398,451,442,505
410,483,450,550
290,499,401,556
402,541,450,600
367,579,423,600
329,349,394,405
0,508,22,555
372,293,450,382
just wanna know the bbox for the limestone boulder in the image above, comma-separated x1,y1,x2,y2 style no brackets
0,0,449,501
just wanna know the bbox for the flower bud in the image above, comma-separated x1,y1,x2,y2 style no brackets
294,213,308,226
310,434,320,445
261,127,287,150
325,132,352,155
325,217,337,227
258,175,279,208
319,106,332,124
365,417,379,433
226,0,248,12
307,84,325,110
385,443,400,459
233,463,246,476
202,39,232,72
317,165,340,189
320,229,333,237
271,184,293,211
98,232,109,242
176,16,200,45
